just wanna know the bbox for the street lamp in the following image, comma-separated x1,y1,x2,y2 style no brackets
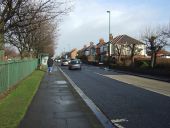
107,10,111,67
107,11,111,41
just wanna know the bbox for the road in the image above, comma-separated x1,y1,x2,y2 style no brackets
60,64,170,128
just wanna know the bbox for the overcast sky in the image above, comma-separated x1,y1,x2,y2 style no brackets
56,0,170,55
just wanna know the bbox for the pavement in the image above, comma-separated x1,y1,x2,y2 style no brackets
100,66,170,83
19,65,106,128
111,69,170,83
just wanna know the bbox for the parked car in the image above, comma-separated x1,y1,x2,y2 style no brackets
68,59,81,70
61,59,70,66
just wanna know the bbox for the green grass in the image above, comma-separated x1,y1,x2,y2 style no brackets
0,70,45,128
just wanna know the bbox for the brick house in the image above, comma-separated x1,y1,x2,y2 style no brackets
96,38,106,62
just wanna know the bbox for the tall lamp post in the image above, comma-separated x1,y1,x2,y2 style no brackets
107,11,111,41
107,10,111,67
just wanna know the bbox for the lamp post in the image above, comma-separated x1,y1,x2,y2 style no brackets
107,11,111,41
107,11,111,67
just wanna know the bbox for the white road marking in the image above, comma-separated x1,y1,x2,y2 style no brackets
111,118,128,128
112,119,128,123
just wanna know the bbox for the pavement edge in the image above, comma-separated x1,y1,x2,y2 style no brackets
58,67,115,128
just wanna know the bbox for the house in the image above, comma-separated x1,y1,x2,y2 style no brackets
61,52,69,59
96,38,106,62
110,35,145,56
78,42,96,63
86,42,96,62
69,48,77,59
109,35,145,63
77,45,87,57
99,42,108,62
77,45,89,62
157,50,170,58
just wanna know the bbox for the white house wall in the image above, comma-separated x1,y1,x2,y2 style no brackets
138,44,146,56
110,44,146,56
85,50,90,56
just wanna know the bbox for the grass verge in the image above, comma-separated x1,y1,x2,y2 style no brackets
0,70,45,128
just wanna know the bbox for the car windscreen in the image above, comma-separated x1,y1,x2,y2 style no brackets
63,60,68,62
71,60,80,64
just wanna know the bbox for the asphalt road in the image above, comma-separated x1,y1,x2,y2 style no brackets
60,64,170,128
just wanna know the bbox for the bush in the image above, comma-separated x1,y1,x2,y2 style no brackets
139,61,149,69
135,60,150,68
155,63,170,69
109,64,117,69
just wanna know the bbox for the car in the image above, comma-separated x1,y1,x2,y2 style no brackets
61,59,70,66
56,59,61,63
68,59,81,70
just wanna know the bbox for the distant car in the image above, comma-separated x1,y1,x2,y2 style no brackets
61,59,70,66
68,59,81,70
56,59,61,63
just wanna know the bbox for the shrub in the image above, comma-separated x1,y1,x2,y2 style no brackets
140,61,150,69
135,59,150,67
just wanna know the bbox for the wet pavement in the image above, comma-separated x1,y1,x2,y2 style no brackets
19,66,104,128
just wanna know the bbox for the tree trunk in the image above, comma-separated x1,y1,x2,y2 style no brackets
20,51,24,60
150,52,156,68
131,56,135,67
130,44,135,66
0,21,4,50
0,22,4,61
153,52,157,68
130,51,135,66
117,55,121,64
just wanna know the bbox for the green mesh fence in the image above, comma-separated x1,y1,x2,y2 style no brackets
0,59,38,93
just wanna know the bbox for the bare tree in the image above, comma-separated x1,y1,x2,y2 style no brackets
126,43,143,66
0,0,72,49
162,22,170,39
30,20,57,57
5,26,27,58
114,44,124,64
142,25,170,68
5,16,57,59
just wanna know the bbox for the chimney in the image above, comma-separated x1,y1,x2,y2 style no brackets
99,38,104,44
109,34,113,41
90,42,94,46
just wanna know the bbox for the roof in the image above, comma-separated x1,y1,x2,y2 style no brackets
79,46,88,52
110,35,144,45
70,48,77,53
96,42,106,48
84,42,96,50
96,38,106,48
157,50,170,55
